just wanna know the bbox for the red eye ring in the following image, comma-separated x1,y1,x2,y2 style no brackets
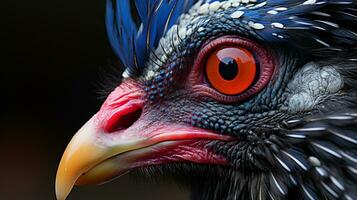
188,36,276,103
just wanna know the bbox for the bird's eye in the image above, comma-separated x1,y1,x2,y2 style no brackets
190,36,275,103
205,46,257,95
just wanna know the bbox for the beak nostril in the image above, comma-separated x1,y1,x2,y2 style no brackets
119,108,142,129
105,106,143,133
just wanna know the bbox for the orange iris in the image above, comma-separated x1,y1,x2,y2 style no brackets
205,46,257,95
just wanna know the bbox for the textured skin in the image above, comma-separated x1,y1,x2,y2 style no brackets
105,0,357,200
284,62,344,113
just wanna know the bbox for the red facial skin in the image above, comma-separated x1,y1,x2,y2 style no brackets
97,80,145,133
90,79,234,178
117,140,228,173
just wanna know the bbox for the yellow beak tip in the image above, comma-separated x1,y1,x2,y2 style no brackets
55,177,74,200
55,117,147,199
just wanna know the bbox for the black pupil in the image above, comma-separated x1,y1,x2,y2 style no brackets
219,57,239,80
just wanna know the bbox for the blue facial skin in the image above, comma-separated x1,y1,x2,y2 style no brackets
106,1,357,200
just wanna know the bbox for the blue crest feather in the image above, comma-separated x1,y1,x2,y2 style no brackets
106,0,197,74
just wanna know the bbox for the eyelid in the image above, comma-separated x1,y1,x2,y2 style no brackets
187,35,276,103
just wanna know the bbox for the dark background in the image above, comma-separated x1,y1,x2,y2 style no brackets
1,0,187,199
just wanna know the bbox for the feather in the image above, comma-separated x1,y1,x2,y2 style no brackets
301,184,319,200
106,0,196,74
310,141,343,160
282,149,310,171
269,173,288,196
